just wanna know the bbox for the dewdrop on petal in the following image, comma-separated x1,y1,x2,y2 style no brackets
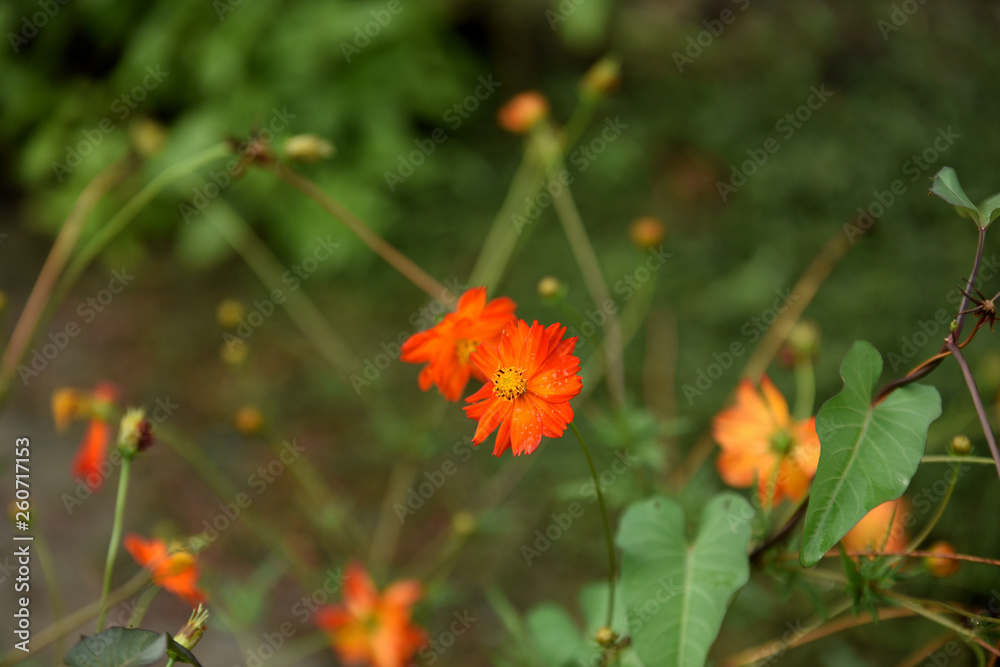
284,134,336,163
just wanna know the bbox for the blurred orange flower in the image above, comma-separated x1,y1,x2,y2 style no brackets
401,287,516,402
464,320,582,457
53,383,118,489
315,562,426,667
124,534,206,606
713,376,820,507
841,499,909,555
497,91,549,133
924,540,960,578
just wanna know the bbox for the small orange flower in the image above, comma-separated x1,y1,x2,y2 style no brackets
464,320,582,457
497,91,549,133
54,383,118,489
124,534,206,606
401,287,516,402
315,562,426,667
713,376,820,507
925,540,960,578
840,499,909,555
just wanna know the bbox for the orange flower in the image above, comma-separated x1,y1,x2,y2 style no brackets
55,383,118,489
840,499,909,555
464,320,582,457
315,562,426,667
124,534,207,606
401,287,516,402
497,91,549,133
713,376,820,507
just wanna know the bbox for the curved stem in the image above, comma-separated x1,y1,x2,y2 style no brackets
98,456,132,631
0,155,135,403
945,339,1000,482
570,423,616,628
259,161,448,301
921,455,997,465
952,226,988,342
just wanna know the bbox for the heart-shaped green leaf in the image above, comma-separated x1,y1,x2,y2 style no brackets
800,341,941,567
617,494,753,667
65,629,167,667
930,167,984,227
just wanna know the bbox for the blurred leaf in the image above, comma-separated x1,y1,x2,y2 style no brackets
64,629,166,667
165,637,201,667
525,604,591,666
617,494,753,667
800,341,941,567
930,167,983,227
979,191,1000,226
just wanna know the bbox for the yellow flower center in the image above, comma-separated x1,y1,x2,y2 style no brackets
492,367,528,401
770,429,794,455
455,339,478,365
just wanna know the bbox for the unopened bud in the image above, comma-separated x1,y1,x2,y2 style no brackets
497,92,549,134
582,56,621,98
949,435,972,456
594,626,616,647
925,541,960,578
118,408,153,456
129,117,168,159
234,405,264,435
629,216,665,250
537,276,563,299
284,134,336,163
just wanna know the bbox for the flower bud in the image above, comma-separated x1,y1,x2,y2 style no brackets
594,627,616,647
582,56,621,98
497,92,549,134
629,216,665,250
925,541,960,578
537,276,563,300
234,405,264,435
949,435,972,456
174,604,209,650
284,134,336,163
118,408,153,456
129,117,168,159
451,511,477,537
216,299,245,328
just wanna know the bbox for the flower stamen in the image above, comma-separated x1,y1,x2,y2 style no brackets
455,339,478,365
493,367,528,401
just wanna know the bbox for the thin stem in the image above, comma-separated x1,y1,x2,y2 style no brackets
0,571,150,667
887,592,1000,659
127,586,161,628
793,357,815,421
873,550,1000,568
921,455,996,465
55,143,233,308
543,129,626,409
259,161,448,301
33,530,66,659
945,339,1000,482
570,423,616,628
952,226,988,342
0,156,135,402
97,456,132,631
749,498,807,562
904,461,959,553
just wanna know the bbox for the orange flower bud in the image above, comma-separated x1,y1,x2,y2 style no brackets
234,405,264,435
497,92,549,134
629,216,665,250
925,541,960,578
582,56,621,98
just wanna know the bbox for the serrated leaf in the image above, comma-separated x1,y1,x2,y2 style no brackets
800,341,941,566
65,629,167,667
617,494,753,667
930,167,984,227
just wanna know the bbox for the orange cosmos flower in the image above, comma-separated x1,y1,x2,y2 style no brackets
53,383,118,489
124,534,207,606
464,320,582,457
315,562,426,667
840,498,909,555
401,287,516,402
713,375,820,507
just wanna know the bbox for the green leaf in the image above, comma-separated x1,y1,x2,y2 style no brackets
929,167,984,226
65,629,167,667
979,191,1000,225
617,494,753,667
800,341,941,567
165,637,201,667
526,604,590,666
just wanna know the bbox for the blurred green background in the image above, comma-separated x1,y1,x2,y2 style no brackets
2,0,1000,665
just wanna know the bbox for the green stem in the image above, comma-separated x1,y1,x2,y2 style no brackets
165,658,176,667
570,423,616,628
921,455,996,465
792,357,815,421
904,462,960,553
98,456,132,631
127,586,161,628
